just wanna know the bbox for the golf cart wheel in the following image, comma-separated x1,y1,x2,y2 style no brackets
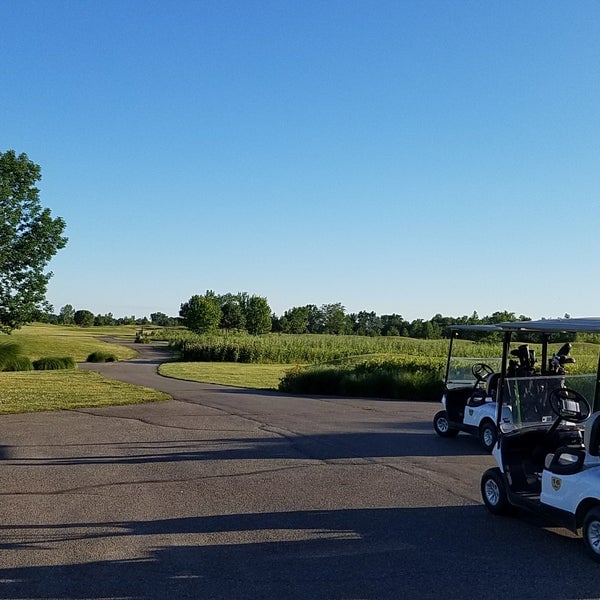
583,507,600,563
481,468,513,516
433,410,459,438
479,420,497,453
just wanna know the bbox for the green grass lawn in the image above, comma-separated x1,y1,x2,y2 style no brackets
0,324,166,414
159,362,294,390
0,369,169,414
7,323,138,361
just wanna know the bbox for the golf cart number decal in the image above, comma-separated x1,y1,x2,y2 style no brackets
468,409,473,416
551,476,562,491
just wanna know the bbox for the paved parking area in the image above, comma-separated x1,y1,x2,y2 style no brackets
1,344,599,599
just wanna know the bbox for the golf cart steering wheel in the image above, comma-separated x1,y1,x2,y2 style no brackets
472,363,494,382
548,387,591,424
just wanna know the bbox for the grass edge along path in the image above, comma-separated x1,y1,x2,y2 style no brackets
158,362,292,390
0,370,170,414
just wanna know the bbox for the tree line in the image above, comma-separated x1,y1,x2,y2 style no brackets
44,290,535,341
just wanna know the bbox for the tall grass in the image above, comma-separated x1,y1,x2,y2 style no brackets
162,331,473,364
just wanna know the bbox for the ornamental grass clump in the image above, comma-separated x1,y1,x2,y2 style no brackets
2,355,34,371
32,356,76,370
0,342,33,371
87,351,118,363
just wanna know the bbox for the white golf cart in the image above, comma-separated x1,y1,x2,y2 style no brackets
433,325,507,451
479,318,600,562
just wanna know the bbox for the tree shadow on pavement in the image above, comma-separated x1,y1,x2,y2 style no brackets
5,427,487,466
0,506,596,600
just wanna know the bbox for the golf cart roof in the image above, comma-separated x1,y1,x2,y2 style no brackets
495,318,600,334
448,324,501,333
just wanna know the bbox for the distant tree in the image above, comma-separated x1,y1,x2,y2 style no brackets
280,306,310,334
351,311,382,336
270,313,282,332
245,295,272,335
381,314,406,337
429,313,453,336
321,303,350,335
94,313,116,326
306,304,324,333
31,306,53,323
73,309,94,327
468,310,480,324
424,320,441,339
150,312,176,326
0,150,68,333
58,304,75,325
117,315,137,325
408,319,426,339
180,291,222,334
220,299,246,331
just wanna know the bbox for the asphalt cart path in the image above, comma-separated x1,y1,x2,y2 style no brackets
1,342,599,599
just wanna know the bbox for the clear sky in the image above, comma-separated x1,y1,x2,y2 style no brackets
3,1,599,321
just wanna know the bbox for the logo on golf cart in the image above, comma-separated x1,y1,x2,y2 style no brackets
468,409,473,416
551,476,562,491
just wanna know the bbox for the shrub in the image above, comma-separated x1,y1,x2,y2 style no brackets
2,355,34,371
0,342,22,369
33,356,77,370
279,359,444,401
0,343,33,371
87,351,118,363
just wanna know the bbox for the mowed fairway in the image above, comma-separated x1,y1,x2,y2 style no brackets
159,361,291,390
0,325,166,413
7,323,138,361
0,370,169,414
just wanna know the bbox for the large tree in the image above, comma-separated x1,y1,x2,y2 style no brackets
73,309,94,327
321,303,350,335
279,306,310,334
0,150,67,333
179,291,222,334
244,295,272,335
58,303,75,325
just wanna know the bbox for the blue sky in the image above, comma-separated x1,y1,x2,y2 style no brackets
3,1,599,321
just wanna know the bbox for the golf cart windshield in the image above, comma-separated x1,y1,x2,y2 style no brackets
491,319,600,432
499,374,597,431
444,324,502,389
446,357,503,389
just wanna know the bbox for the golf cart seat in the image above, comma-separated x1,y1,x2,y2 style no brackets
545,411,600,474
467,372,501,408
485,372,501,400
584,411,600,466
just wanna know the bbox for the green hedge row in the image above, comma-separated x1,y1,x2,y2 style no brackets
279,358,445,401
